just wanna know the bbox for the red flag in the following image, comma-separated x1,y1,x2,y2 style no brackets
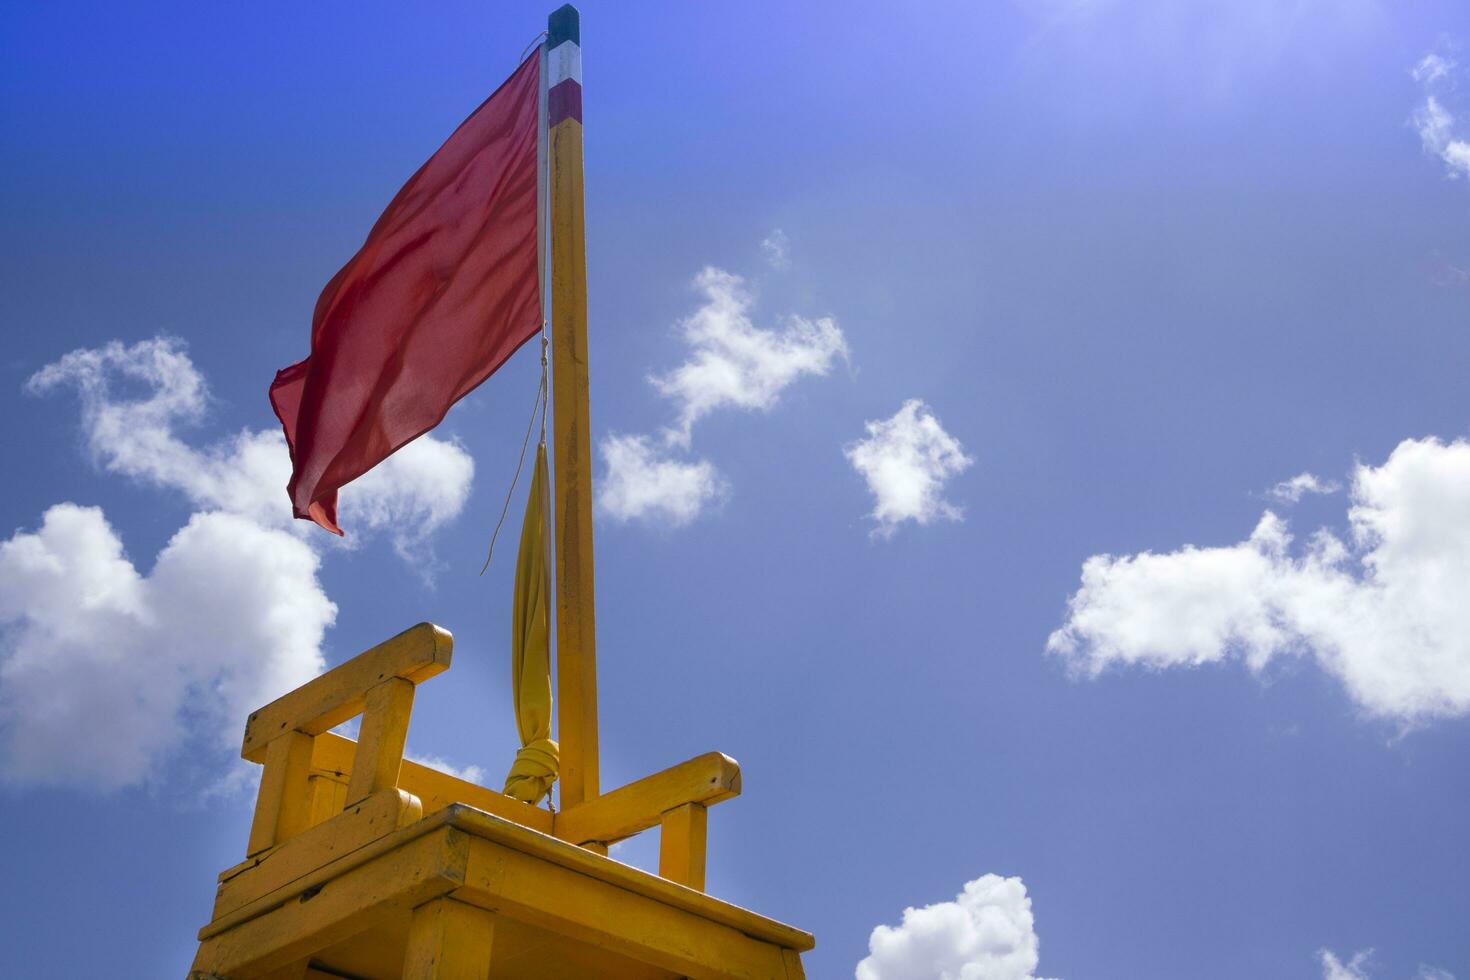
271,50,543,534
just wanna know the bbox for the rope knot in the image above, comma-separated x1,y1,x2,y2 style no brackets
503,737,559,805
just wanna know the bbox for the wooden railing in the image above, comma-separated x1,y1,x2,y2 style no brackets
236,622,739,893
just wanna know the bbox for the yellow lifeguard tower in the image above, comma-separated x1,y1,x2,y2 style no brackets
189,6,812,977
187,623,812,978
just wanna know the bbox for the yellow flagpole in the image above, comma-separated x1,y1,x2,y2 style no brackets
546,4,599,814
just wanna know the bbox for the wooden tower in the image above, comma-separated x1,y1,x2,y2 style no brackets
189,7,812,978
186,623,812,978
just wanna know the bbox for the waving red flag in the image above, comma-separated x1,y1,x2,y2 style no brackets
271,50,543,534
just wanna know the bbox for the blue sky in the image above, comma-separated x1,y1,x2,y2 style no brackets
2,1,1469,977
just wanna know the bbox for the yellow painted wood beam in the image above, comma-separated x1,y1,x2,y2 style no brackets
403,898,496,980
345,676,415,806
191,826,466,979
781,949,808,979
448,806,811,951
213,789,423,922
247,730,314,856
554,752,740,846
200,807,812,958
548,5,600,813
311,731,554,834
457,833,793,978
658,802,708,892
305,772,348,828
241,623,451,762
257,961,311,980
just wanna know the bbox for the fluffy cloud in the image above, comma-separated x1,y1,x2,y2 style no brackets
27,337,474,566
856,874,1056,980
598,264,846,524
1,336,474,789
1319,949,1455,980
1049,437,1470,725
651,267,847,446
845,399,973,538
597,434,727,526
1322,950,1375,980
348,439,476,566
0,504,333,789
1267,472,1340,504
1412,53,1470,182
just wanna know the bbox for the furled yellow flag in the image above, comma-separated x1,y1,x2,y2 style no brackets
502,442,558,804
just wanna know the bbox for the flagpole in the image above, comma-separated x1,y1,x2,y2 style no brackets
546,3,599,816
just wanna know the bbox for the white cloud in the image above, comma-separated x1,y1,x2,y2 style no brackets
1413,53,1453,85
1049,437,1470,725
1267,471,1341,504
1318,949,1456,980
1322,950,1374,980
651,267,847,446
348,437,476,567
761,229,791,270
1412,54,1470,182
27,336,474,567
845,399,973,538
0,504,333,789
1,336,477,790
597,433,727,526
855,874,1057,980
598,262,847,527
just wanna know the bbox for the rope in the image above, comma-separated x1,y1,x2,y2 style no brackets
480,329,550,576
519,30,548,65
538,322,549,446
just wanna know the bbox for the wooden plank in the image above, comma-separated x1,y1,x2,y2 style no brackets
548,3,599,812
200,804,811,971
658,802,707,892
195,805,811,980
248,730,314,856
306,772,348,828
214,789,423,921
192,825,469,978
206,805,459,942
403,897,496,979
447,807,812,952
782,948,807,979
458,835,791,979
242,623,451,762
312,731,553,834
346,677,414,806
554,753,740,846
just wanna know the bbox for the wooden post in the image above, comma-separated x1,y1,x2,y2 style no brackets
246,730,315,856
547,3,599,811
345,677,415,807
658,802,709,891
403,898,496,979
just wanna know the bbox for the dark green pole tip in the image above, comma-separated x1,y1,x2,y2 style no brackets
548,5,579,48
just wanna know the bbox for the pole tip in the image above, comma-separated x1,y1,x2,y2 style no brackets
548,5,579,48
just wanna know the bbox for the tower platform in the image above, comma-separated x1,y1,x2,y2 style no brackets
188,624,813,979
